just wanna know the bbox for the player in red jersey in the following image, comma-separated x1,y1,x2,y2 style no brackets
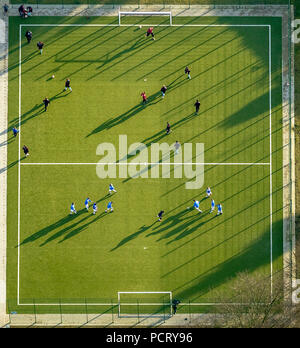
145,27,155,40
141,91,147,104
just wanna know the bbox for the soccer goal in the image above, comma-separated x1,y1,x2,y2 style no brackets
118,291,173,318
118,11,172,26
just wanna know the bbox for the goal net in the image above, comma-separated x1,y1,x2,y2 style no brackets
118,291,172,318
118,11,172,26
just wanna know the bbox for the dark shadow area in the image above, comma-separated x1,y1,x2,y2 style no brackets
86,91,161,137
110,222,156,251
0,156,25,175
171,217,283,302
0,136,15,148
18,194,110,246
58,211,108,243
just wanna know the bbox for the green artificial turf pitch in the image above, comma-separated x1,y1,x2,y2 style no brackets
6,15,284,314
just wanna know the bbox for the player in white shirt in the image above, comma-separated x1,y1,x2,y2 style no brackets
70,202,77,215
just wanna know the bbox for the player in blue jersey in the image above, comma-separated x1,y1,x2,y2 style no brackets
12,127,19,137
217,203,223,215
93,202,98,215
105,201,113,213
109,183,117,194
206,187,212,197
193,200,202,213
85,197,92,211
210,199,215,213
70,202,77,215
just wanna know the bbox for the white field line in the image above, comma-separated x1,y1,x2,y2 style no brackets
17,302,268,306
16,23,273,307
118,291,172,293
21,24,271,27
20,162,271,166
17,24,22,307
268,25,273,299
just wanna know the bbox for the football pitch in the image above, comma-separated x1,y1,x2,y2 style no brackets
6,14,284,315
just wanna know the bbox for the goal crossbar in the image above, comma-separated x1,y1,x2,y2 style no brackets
118,12,172,26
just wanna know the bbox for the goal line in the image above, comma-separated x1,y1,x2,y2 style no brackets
118,11,172,26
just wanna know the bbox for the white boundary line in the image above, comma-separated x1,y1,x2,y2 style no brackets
16,23,273,307
20,162,271,166
15,302,261,306
22,24,271,27
17,24,22,307
268,25,273,299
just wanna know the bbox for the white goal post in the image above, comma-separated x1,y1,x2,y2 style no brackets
118,11,173,26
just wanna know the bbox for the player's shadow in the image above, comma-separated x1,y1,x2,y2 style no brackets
110,222,156,251
0,136,15,148
164,211,212,245
18,194,110,246
50,90,70,100
94,36,148,71
39,213,94,246
0,156,26,175
2,90,71,137
86,91,161,137
58,211,108,243
19,209,87,246
2,105,44,137
146,209,197,239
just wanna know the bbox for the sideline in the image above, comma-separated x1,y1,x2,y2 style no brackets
0,0,9,327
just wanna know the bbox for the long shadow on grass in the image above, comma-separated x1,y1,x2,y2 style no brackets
155,158,282,242
8,21,85,80
160,56,256,118
58,211,108,243
88,16,206,81
0,136,15,148
18,194,110,246
39,213,94,246
2,90,71,136
169,218,283,302
110,221,156,251
118,110,197,178
148,209,209,243
0,156,26,175
134,26,235,83
86,91,161,137
113,21,223,82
